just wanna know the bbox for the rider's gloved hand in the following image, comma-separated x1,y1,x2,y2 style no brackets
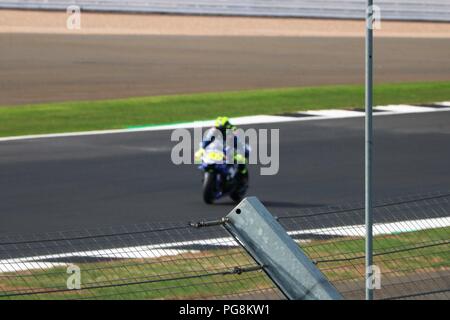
234,153,246,164
194,148,205,164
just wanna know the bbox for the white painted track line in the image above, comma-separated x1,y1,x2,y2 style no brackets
229,115,300,126
129,115,299,131
288,216,450,237
1,216,448,273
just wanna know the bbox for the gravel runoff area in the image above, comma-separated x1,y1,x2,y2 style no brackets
1,9,450,37
0,10,449,105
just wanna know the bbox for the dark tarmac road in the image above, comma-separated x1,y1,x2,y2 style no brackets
0,111,449,235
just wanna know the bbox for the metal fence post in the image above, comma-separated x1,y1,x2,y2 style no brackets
223,197,342,300
365,0,374,301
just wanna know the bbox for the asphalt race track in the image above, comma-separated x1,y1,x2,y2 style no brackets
0,111,449,236
1,34,450,105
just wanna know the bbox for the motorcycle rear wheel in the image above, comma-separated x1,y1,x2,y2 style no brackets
230,171,249,203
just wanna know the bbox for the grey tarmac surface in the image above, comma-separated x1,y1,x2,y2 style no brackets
1,34,450,105
0,111,449,236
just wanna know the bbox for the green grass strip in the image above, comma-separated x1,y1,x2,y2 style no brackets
1,227,448,300
1,81,449,138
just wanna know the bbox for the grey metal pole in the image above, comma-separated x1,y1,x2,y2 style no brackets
365,0,374,301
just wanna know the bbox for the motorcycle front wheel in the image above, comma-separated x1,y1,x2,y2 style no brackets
230,171,249,203
202,172,216,204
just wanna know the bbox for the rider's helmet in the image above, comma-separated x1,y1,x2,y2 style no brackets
214,117,235,134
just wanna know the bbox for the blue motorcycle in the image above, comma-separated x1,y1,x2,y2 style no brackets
197,146,249,204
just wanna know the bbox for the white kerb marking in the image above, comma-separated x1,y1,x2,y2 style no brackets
302,109,365,118
435,101,450,107
374,105,437,113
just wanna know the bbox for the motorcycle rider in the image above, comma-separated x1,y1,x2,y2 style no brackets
195,116,249,185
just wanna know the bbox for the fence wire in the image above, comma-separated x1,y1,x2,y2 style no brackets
278,190,450,300
0,222,284,300
0,191,448,300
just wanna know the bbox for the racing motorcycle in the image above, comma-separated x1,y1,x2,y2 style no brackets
197,141,249,204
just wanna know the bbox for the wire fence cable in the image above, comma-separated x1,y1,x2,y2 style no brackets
0,191,448,300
